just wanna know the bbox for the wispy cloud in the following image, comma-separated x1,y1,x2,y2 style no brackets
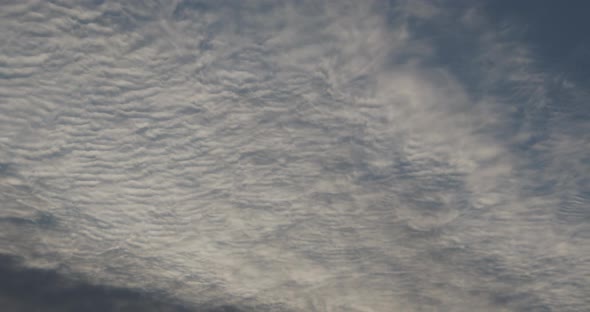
0,0,588,311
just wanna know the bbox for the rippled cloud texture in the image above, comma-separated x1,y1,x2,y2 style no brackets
0,0,588,311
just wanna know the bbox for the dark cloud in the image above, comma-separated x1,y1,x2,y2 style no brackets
0,254,255,312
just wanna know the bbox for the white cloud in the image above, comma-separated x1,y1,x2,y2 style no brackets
0,0,588,311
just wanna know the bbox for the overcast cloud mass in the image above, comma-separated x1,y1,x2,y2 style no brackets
0,0,589,311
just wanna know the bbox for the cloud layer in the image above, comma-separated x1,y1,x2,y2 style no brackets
0,0,588,311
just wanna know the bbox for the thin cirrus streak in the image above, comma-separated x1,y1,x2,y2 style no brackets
0,0,588,311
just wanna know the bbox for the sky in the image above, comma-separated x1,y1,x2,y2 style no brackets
0,0,588,311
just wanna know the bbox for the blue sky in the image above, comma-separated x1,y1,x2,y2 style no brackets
0,1,588,311
486,0,590,85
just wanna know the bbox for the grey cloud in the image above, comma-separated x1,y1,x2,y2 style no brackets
0,0,588,311
0,253,255,312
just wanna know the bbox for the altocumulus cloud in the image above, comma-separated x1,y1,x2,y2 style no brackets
0,0,588,311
